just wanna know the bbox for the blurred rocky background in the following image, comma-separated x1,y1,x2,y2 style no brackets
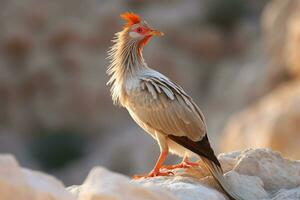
221,0,300,159
0,0,299,186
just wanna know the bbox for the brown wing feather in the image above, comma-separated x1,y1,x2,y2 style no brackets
126,76,206,141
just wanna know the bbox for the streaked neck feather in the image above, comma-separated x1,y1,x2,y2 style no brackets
107,28,147,104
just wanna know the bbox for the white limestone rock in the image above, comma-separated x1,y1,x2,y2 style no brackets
224,171,268,199
0,154,75,200
271,187,300,200
231,149,300,191
1,149,300,200
135,175,226,200
23,168,75,200
0,154,34,200
67,166,228,200
73,167,177,200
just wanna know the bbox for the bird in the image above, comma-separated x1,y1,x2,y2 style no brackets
107,12,244,200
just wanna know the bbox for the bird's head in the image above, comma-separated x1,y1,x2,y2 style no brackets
107,13,163,104
120,12,164,47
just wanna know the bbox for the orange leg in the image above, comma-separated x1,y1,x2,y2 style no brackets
133,150,173,179
161,154,199,170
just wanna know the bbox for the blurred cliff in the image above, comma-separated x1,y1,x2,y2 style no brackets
221,0,300,159
2,0,298,185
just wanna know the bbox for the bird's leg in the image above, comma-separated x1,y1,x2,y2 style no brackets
147,150,173,177
132,150,173,179
133,133,173,179
162,152,199,170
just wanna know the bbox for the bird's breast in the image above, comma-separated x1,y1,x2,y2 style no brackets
126,106,157,139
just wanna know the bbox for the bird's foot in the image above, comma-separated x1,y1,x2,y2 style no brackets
132,169,174,179
161,161,199,170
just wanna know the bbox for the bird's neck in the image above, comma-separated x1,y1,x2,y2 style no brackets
107,29,148,104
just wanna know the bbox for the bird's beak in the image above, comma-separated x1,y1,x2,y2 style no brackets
149,29,164,36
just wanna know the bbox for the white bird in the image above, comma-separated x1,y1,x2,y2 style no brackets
107,12,244,200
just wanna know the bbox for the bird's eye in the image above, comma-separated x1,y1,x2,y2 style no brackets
136,27,143,33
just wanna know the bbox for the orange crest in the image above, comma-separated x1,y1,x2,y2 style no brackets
120,12,141,27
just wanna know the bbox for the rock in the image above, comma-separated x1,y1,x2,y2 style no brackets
0,154,75,200
68,148,300,200
135,175,226,200
1,150,300,200
224,171,268,200
220,80,300,159
272,187,300,200
23,169,75,200
0,155,33,200
232,149,300,191
219,148,300,200
72,167,177,200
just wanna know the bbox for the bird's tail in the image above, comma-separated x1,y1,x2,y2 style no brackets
200,156,243,200
168,135,244,200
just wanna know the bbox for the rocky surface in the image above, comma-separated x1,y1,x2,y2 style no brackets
0,154,75,200
1,149,300,200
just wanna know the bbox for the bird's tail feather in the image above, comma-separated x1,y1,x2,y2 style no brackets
200,156,243,200
168,135,244,200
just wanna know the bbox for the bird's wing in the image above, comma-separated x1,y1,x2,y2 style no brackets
126,74,207,141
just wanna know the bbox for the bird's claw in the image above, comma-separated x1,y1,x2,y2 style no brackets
161,161,199,170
